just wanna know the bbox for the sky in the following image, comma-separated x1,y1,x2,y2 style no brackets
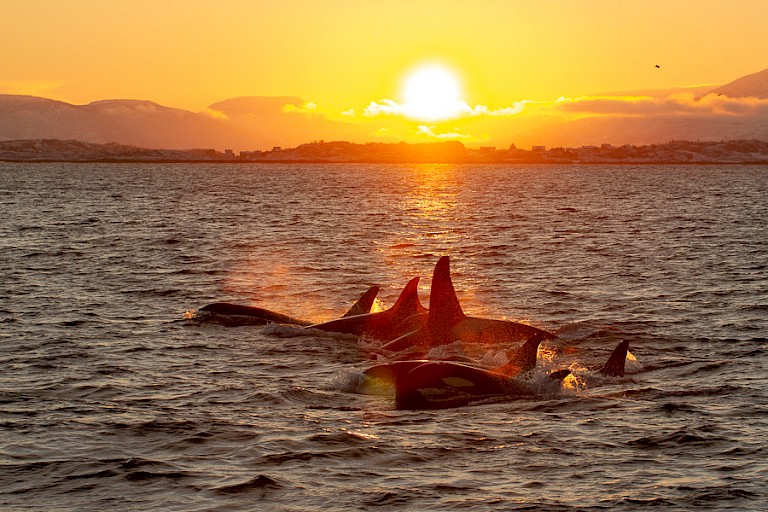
2,0,768,145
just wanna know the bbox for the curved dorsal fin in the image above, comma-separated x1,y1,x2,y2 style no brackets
342,285,380,317
599,340,630,377
427,256,466,343
389,277,426,321
496,332,544,376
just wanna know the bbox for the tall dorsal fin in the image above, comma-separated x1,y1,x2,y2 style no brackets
599,340,630,377
427,256,466,344
342,285,380,317
389,277,426,321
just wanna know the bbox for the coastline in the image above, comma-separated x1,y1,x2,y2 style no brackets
2,138,768,165
3,158,768,165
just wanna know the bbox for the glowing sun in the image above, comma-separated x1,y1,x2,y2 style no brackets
402,65,464,121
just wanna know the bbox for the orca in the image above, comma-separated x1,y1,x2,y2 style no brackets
599,339,630,377
382,256,555,352
307,277,427,339
363,331,545,383
197,303,312,326
196,285,380,327
393,360,571,410
389,340,631,410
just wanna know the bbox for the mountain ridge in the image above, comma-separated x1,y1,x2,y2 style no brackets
503,67,768,148
710,68,768,99
0,94,267,150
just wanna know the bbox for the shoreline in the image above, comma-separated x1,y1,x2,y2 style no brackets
3,158,768,165
3,138,768,166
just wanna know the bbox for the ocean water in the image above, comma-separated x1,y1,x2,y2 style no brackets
1,162,766,511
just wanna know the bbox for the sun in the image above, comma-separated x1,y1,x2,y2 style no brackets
402,64,464,121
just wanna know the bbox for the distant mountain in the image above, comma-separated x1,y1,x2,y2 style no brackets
506,67,768,148
0,94,364,150
0,95,273,150
710,67,768,99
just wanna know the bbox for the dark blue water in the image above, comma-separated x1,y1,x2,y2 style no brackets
1,162,766,510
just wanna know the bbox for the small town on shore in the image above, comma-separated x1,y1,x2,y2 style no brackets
2,138,768,164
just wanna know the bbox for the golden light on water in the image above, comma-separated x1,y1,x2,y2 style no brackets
408,165,460,221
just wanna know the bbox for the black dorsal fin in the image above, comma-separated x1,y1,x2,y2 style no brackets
389,277,426,321
342,285,380,317
426,256,466,344
508,332,545,374
599,340,630,377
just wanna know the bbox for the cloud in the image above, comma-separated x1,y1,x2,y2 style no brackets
416,125,471,140
360,99,532,120
356,93,768,124
466,101,532,117
199,107,229,120
349,93,768,124
282,101,319,115
555,92,768,117
361,99,408,117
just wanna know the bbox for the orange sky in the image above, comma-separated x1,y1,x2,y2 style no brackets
2,1,768,146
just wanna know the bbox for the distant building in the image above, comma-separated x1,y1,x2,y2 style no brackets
532,145,546,152
272,146,282,152
224,149,235,157
479,146,496,153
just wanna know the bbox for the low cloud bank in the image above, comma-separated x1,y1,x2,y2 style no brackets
309,92,768,123
274,91,768,144
556,92,768,117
